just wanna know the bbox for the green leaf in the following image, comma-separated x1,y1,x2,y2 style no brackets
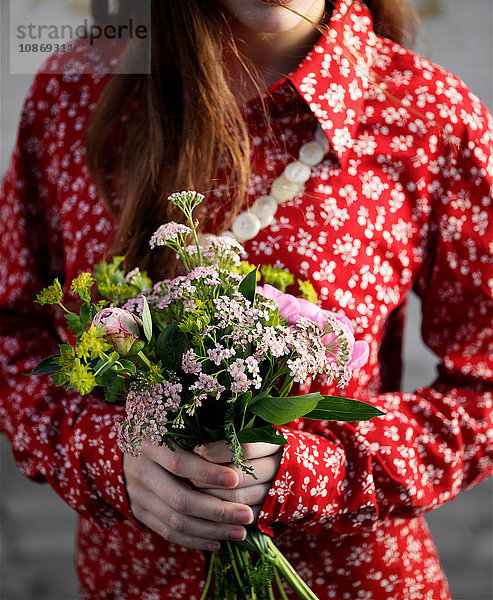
104,376,126,403
65,312,85,335
95,352,120,376
141,296,153,342
117,359,137,375
237,426,288,445
156,321,190,370
303,396,385,422
95,369,118,387
80,301,92,328
250,392,323,425
28,355,61,376
238,268,258,304
237,391,253,412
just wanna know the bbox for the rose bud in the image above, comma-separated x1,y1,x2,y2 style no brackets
92,307,146,357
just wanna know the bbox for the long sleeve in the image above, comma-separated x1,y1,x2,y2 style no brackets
258,95,493,538
0,71,133,528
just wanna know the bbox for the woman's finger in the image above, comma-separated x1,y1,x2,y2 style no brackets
190,453,281,490
134,487,248,542
194,440,282,463
131,457,254,525
200,483,270,507
142,439,239,487
136,508,221,553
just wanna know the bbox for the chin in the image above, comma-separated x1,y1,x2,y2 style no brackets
218,0,314,34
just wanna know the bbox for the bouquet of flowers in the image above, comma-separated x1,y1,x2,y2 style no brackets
32,191,382,600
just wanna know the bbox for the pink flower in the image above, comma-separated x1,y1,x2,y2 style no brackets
258,284,369,369
92,307,146,357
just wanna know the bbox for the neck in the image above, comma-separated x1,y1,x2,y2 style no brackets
223,4,327,100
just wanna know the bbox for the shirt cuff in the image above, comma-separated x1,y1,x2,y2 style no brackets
72,393,135,528
257,425,378,537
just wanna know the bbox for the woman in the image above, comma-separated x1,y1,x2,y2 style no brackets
1,0,492,598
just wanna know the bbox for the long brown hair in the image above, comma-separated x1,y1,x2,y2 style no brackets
86,0,417,280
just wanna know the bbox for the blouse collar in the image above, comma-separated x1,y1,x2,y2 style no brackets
287,0,378,168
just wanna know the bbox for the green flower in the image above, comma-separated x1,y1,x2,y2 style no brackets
36,279,63,306
76,326,111,361
126,269,152,294
298,279,318,303
260,265,294,293
180,310,210,334
68,360,97,395
94,257,133,302
70,273,95,302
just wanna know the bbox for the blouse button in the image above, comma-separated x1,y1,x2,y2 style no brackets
252,195,278,219
298,141,325,167
231,211,261,242
270,175,302,204
283,161,312,184
220,230,236,239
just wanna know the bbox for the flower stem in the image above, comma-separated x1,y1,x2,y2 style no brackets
247,532,321,600
274,568,289,600
199,552,215,600
226,541,244,589
270,546,319,600
136,350,152,369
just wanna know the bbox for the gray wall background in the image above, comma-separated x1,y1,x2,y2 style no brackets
1,1,492,598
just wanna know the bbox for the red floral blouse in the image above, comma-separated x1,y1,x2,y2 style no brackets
1,1,492,599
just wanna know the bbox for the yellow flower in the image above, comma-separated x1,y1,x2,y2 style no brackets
76,326,111,361
70,273,95,302
52,344,77,386
261,265,294,292
298,279,318,303
36,278,64,306
68,360,97,395
147,364,163,384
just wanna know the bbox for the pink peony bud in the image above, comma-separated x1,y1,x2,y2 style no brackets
259,284,369,369
92,307,146,357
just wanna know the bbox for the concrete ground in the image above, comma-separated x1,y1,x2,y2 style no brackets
1,1,492,599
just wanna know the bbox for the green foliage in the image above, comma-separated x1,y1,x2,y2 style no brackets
95,369,118,387
237,426,287,445
141,296,153,342
28,355,61,376
156,322,190,371
94,256,151,303
224,402,255,478
233,261,262,280
126,270,152,294
250,393,323,425
104,376,126,403
65,312,85,336
94,351,120,376
303,396,385,421
238,268,259,304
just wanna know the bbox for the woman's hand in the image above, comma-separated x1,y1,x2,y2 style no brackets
123,440,255,552
191,441,283,519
